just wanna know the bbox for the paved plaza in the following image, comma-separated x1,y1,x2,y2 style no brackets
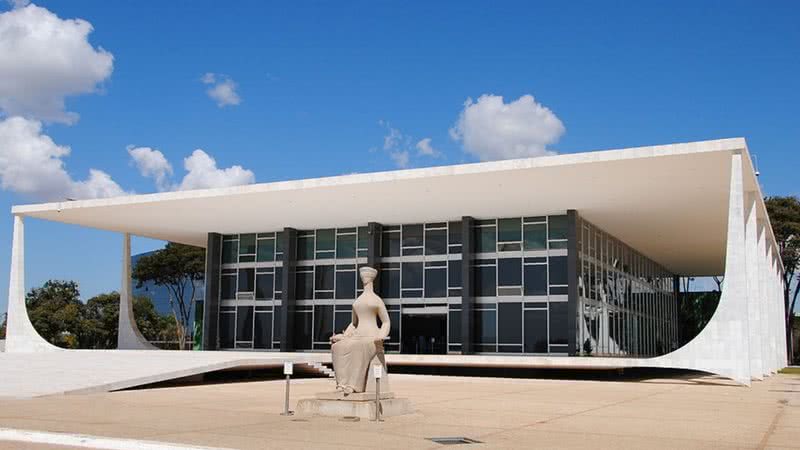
0,371,798,449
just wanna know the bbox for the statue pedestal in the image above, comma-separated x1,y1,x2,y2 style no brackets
296,392,413,419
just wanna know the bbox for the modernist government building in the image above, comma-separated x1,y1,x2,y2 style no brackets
4,138,788,385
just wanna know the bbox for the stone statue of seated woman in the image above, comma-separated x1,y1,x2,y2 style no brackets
329,266,390,395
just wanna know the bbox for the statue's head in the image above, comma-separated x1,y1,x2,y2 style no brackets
359,266,378,284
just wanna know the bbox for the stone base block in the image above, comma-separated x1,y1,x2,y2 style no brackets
296,397,413,419
314,390,395,401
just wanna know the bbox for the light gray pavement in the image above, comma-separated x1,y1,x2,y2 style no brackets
0,372,799,449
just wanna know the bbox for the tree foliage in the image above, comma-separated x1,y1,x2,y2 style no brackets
132,243,205,350
765,195,800,362
0,312,6,339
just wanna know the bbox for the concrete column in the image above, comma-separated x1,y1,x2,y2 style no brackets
460,216,475,354
567,210,579,356
765,245,778,373
279,227,298,352
5,215,57,352
757,220,771,376
202,232,222,350
117,233,157,350
367,222,383,293
744,193,762,379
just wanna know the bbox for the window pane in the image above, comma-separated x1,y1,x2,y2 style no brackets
425,228,447,255
549,256,568,285
498,303,522,344
335,270,356,299
549,302,568,345
524,264,547,295
449,310,461,343
336,233,356,258
316,229,335,251
402,262,423,289
273,305,282,341
498,218,521,242
388,311,400,343
402,224,423,248
357,227,369,250
424,268,447,297
237,268,254,292
275,231,284,255
475,226,496,253
524,309,547,353
497,258,522,286
296,271,314,300
380,269,400,298
314,305,334,342
475,265,496,297
220,313,235,348
293,312,312,349
549,215,568,240
448,221,462,245
382,232,400,257
257,239,275,262
221,274,236,299
236,306,253,341
523,224,547,250
240,234,256,255
475,309,496,344
222,240,238,264
315,265,334,291
254,312,272,349
449,260,462,288
255,273,274,300
298,236,314,260
335,311,351,334
274,267,283,295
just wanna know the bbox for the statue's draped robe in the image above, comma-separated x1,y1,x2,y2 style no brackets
331,297,383,393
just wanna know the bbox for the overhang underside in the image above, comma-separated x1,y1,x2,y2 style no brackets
13,139,766,276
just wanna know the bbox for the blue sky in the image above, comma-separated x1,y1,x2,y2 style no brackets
1,0,799,313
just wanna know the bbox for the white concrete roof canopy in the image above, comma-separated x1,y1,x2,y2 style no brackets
11,138,780,276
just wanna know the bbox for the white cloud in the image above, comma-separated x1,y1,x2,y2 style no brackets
6,0,31,8
0,4,114,124
450,94,565,161
127,146,173,191
201,73,241,107
0,116,124,200
390,150,410,169
177,149,254,190
415,138,440,157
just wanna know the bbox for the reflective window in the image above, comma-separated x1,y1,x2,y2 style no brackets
498,218,521,242
474,265,496,297
314,305,334,343
524,309,547,353
549,215,568,240
297,235,314,260
255,273,273,300
254,312,272,349
498,258,522,286
236,306,253,342
222,239,238,264
475,225,496,253
293,311,312,349
549,256,568,286
424,266,447,297
237,268,254,293
524,264,547,296
256,237,275,262
382,229,400,257
336,232,356,259
498,302,522,344
549,302,568,345
296,269,314,300
425,228,447,255
335,269,356,299
475,309,496,345
316,229,335,259
523,223,547,250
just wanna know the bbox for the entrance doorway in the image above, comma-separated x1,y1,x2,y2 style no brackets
401,314,447,354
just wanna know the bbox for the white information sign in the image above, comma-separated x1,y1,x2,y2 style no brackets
284,362,293,375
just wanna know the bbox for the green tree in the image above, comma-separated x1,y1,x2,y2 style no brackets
83,292,177,349
132,243,205,350
26,280,86,348
765,196,800,363
0,312,6,339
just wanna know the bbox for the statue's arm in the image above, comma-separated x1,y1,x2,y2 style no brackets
376,302,391,340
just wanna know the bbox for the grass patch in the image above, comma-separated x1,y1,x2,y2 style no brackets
779,367,800,374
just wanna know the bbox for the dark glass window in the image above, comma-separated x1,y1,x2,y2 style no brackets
448,221,462,244
424,267,447,297
222,240,238,264
236,306,253,341
475,265,496,297
314,305,334,342
336,233,356,258
380,269,400,298
402,262,423,289
498,303,522,344
425,228,447,255
402,224,423,248
221,274,236,299
498,258,522,286
298,235,314,260
335,270,356,299
524,264,548,295
475,226,496,253
357,227,369,255
388,311,400,343
237,268,254,292
254,312,272,349
549,215,568,240
523,223,547,250
296,271,314,300
239,234,256,255
257,238,275,262
524,309,547,352
335,311,351,334
255,273,274,300
316,229,335,251
448,310,461,343
449,260,462,288
274,267,283,296
382,231,400,257
475,309,496,344
549,256,568,285
273,305,282,340
220,313,235,348
549,302,568,345
293,312,312,349
315,265,334,291
275,231,284,256
497,218,521,242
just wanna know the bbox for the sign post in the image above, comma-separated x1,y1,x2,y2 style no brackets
373,364,383,422
281,361,294,416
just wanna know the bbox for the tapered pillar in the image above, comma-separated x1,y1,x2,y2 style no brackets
744,193,762,379
5,215,57,352
117,233,157,350
757,220,771,376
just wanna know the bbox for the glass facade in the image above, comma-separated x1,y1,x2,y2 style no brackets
211,212,678,357
576,215,679,357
